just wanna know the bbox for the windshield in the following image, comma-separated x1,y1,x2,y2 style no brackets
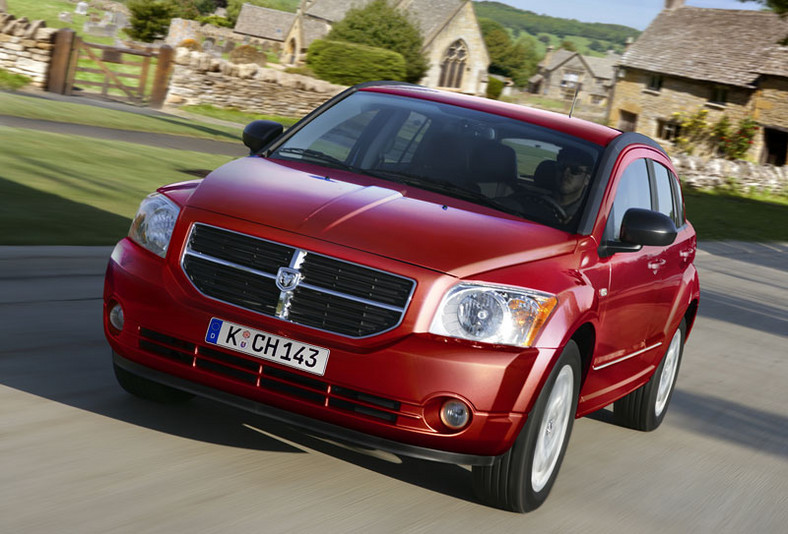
269,91,603,231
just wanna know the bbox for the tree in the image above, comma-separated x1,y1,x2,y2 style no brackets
327,0,428,83
560,40,577,52
739,0,787,13
740,0,788,42
124,0,176,42
478,18,539,87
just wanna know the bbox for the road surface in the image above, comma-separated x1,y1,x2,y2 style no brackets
1,242,786,533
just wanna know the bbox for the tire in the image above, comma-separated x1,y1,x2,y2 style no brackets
473,341,581,512
114,361,194,404
614,319,686,431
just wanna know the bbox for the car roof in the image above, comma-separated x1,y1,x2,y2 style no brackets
361,84,622,148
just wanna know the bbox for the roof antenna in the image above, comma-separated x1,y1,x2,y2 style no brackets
568,84,581,118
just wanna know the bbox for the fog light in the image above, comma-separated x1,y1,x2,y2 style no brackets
440,399,470,430
109,303,124,331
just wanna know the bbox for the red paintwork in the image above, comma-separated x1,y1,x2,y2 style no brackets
104,85,700,459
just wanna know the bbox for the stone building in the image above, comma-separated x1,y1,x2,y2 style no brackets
609,0,788,166
233,4,296,53
529,48,620,107
235,0,490,95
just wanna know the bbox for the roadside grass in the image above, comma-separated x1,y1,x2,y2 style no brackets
0,91,242,141
0,126,234,245
181,104,301,128
0,69,32,90
684,188,788,242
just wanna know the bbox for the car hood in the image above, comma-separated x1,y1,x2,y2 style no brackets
186,158,577,277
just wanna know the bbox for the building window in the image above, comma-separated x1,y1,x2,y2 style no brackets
657,119,682,141
710,85,728,105
560,70,581,88
438,40,468,89
618,110,638,132
648,74,663,91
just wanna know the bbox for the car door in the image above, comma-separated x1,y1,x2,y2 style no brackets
592,153,673,375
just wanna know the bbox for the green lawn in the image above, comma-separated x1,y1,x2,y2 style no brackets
0,126,233,245
0,91,242,141
684,189,788,242
181,104,301,129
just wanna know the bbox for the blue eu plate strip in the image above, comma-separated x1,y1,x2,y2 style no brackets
205,318,223,344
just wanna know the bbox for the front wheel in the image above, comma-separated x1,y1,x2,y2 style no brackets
614,319,686,431
473,341,581,512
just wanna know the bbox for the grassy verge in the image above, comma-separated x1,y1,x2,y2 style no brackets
181,104,301,128
684,189,788,242
0,69,32,90
0,126,233,245
0,91,242,141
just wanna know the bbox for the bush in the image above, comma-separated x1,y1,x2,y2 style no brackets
307,39,406,85
326,0,427,83
713,116,759,160
198,15,233,28
178,38,202,51
0,69,32,90
486,77,504,100
229,44,267,66
124,0,175,43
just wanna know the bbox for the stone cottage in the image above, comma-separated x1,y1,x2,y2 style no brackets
233,4,296,53
529,48,621,107
609,0,788,166
235,0,490,95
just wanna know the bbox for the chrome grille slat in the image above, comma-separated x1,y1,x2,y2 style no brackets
181,223,415,338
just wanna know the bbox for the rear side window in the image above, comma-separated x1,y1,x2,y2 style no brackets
653,162,684,227
607,158,651,240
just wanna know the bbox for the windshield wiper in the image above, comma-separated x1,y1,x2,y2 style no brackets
365,169,525,217
275,147,354,171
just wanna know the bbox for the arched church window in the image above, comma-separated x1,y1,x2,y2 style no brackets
438,40,468,89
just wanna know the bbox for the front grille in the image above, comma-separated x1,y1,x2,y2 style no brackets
181,223,415,338
138,328,404,424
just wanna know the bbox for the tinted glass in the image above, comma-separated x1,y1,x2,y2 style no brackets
653,162,678,225
271,91,603,231
607,158,652,240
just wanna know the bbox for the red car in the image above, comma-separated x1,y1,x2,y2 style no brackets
104,82,699,512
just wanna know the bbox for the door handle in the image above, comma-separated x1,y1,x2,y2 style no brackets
680,248,694,260
648,259,666,272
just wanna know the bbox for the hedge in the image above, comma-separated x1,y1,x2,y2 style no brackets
307,39,407,85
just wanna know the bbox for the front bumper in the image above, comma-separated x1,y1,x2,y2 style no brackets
104,238,551,461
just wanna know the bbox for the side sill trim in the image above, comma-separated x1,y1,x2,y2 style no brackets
591,342,662,371
113,352,497,467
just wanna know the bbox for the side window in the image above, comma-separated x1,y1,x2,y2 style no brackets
653,162,683,227
606,158,652,240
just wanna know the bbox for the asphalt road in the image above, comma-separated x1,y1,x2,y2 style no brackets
1,242,786,533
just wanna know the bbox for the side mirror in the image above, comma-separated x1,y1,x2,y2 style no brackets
599,208,678,256
243,120,284,155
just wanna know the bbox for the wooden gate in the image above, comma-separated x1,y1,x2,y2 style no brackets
48,29,174,108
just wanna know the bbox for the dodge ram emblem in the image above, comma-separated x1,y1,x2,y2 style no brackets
276,267,302,292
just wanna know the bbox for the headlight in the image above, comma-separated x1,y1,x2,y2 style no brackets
429,283,557,347
128,193,180,257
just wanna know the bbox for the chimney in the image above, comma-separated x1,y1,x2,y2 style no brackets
665,0,685,9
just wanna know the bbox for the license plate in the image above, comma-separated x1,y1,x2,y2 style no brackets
205,318,329,376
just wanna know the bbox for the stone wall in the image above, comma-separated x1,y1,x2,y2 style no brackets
165,49,344,118
0,13,58,87
673,154,788,195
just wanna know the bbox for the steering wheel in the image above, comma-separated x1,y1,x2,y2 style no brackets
534,194,568,221
509,189,568,222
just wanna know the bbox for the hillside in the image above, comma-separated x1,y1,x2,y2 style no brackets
473,1,641,56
